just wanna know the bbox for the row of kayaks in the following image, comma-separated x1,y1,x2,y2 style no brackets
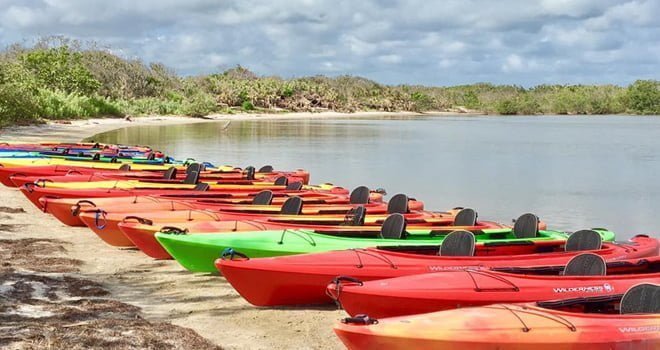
2,141,658,349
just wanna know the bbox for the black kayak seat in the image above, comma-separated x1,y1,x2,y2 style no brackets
274,176,288,186
343,206,366,226
562,253,606,276
350,186,370,205
387,194,409,214
379,213,407,239
183,170,200,184
258,165,274,173
453,208,477,226
513,213,539,238
439,230,476,256
244,166,256,180
163,167,177,180
286,182,303,191
565,229,602,252
186,163,201,175
92,153,101,161
620,283,660,314
280,196,303,215
119,164,131,171
252,190,274,205
193,183,210,191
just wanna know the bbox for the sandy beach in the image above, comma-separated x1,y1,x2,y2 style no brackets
0,112,414,349
0,110,470,143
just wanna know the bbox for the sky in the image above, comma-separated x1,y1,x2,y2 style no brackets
0,0,658,86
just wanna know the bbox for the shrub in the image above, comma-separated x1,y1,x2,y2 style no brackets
626,80,660,115
37,89,122,119
410,92,434,111
20,46,101,95
181,93,217,117
495,100,518,115
0,62,42,126
242,101,255,111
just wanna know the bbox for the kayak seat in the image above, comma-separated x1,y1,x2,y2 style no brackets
349,186,370,205
245,166,256,180
194,183,210,191
342,206,366,226
513,213,539,238
562,253,606,276
379,213,407,239
92,153,101,161
286,182,303,191
453,208,477,226
274,176,288,186
252,190,274,205
163,167,178,180
183,170,200,184
620,283,660,314
439,230,475,256
565,230,602,252
387,193,409,214
119,164,131,171
280,196,303,215
258,165,274,173
186,162,201,175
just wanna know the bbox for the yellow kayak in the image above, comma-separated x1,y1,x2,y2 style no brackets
0,158,232,172
25,178,337,191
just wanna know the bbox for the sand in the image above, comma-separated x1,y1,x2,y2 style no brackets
0,112,411,349
0,110,469,143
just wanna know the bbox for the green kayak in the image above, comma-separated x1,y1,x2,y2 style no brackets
156,228,617,273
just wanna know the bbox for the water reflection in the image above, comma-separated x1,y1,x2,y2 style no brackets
89,115,660,239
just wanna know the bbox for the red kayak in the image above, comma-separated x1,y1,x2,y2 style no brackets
329,254,660,318
18,182,349,209
9,172,306,188
0,165,101,187
117,209,480,259
216,235,659,306
1,164,310,188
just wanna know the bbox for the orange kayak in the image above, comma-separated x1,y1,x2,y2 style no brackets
334,291,660,349
78,204,442,248
40,190,377,226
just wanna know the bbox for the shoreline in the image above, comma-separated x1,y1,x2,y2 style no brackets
3,110,655,143
0,112,360,349
0,110,459,142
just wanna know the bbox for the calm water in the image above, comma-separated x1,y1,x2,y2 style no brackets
89,115,660,239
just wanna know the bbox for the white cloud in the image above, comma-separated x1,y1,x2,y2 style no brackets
378,54,402,64
0,0,656,85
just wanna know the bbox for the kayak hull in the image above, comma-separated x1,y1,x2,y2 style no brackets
216,235,657,306
334,303,660,350
330,257,660,318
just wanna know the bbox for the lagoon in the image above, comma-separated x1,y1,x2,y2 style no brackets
89,115,660,239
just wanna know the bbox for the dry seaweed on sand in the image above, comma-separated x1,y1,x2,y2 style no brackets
0,238,221,350
0,206,27,214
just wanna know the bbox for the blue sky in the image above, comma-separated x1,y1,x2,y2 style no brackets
0,0,658,86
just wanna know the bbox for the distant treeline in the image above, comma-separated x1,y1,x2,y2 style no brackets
1,38,658,127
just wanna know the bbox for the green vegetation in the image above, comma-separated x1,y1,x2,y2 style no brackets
1,37,658,127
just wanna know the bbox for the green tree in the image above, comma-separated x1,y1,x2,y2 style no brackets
0,62,41,126
20,46,101,95
626,80,660,114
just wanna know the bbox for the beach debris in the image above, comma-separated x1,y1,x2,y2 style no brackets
0,238,221,350
0,206,26,214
